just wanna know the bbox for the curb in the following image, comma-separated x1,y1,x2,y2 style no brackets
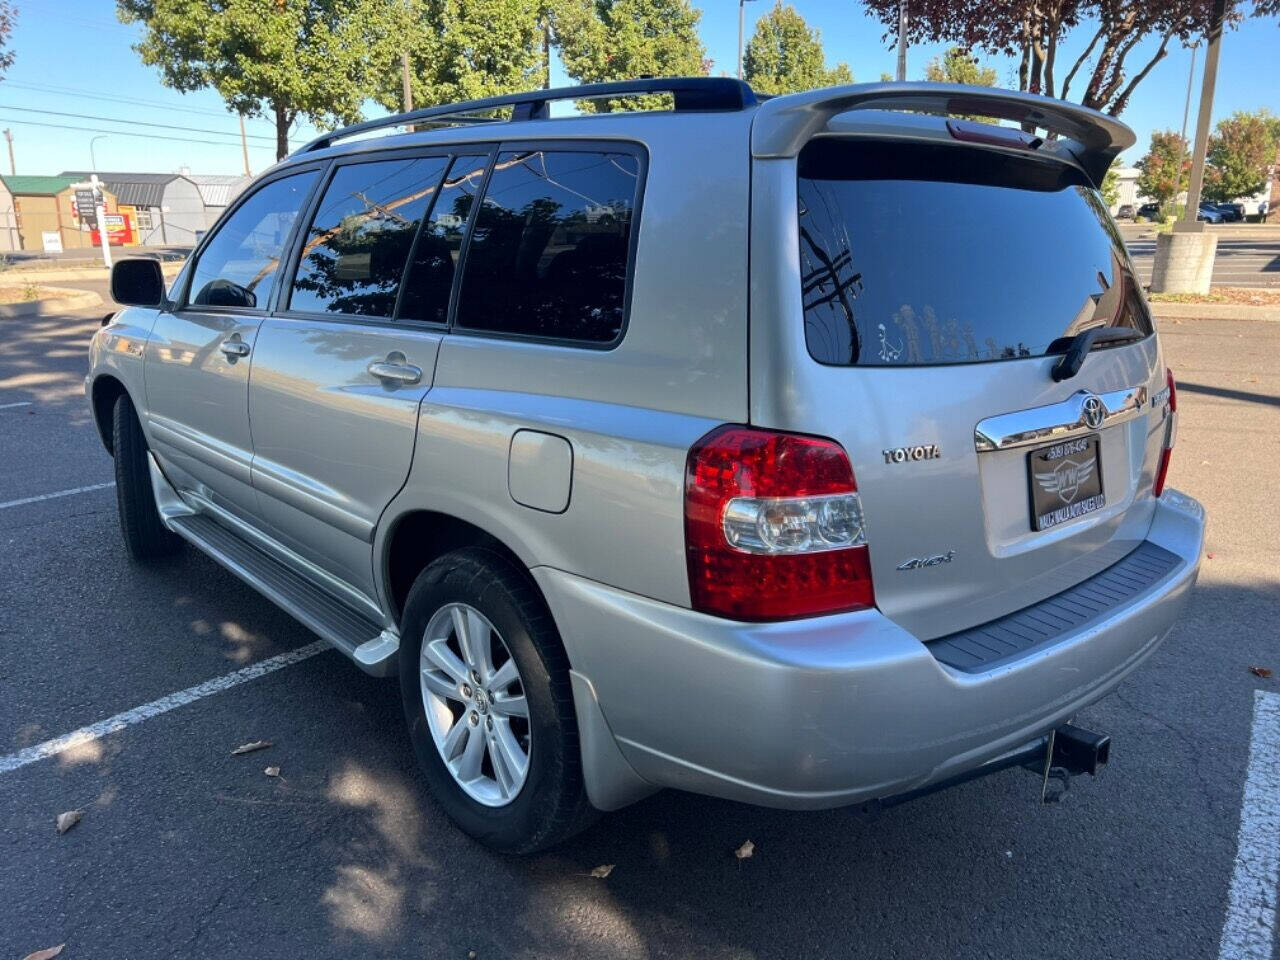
0,288,104,317
1151,302,1280,322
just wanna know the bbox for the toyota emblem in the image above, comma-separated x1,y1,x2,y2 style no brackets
1082,395,1105,429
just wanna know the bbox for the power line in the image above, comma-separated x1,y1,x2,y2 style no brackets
3,80,265,122
0,116,281,149
0,103,307,144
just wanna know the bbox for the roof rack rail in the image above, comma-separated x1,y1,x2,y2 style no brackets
296,77,757,155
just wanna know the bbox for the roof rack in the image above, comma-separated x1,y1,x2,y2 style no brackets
296,77,757,155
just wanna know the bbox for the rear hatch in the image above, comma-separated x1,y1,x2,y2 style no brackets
750,132,1170,640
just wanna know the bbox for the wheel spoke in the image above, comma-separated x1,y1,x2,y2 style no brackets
455,720,485,782
422,638,468,685
453,606,494,679
489,691,527,718
489,658,519,692
490,718,529,793
439,716,468,761
488,728,516,797
420,667,460,702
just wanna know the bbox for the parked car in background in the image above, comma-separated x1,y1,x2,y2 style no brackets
89,79,1204,853
1115,203,1135,220
1215,203,1244,222
1197,202,1225,224
1135,202,1162,222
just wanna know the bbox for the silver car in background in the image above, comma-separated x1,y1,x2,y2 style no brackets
88,79,1204,853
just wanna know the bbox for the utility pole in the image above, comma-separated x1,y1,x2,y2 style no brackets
737,0,757,81
401,51,414,112
3,128,13,175
896,0,908,81
238,114,251,176
1180,0,1226,229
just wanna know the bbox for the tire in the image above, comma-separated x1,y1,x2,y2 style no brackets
111,393,183,562
399,547,596,853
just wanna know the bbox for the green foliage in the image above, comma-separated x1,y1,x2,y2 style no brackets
554,0,707,111
1203,109,1280,203
375,0,546,112
742,1,852,96
1101,158,1121,207
117,0,397,159
1136,130,1190,208
0,1,16,78
923,46,996,86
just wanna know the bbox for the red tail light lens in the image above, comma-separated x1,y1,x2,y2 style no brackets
1154,368,1177,498
685,425,874,621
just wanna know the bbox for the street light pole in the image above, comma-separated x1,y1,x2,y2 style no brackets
1180,0,1226,230
89,134,107,172
1180,42,1199,143
737,0,758,81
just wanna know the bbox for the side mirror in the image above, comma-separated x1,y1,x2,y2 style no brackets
110,258,167,308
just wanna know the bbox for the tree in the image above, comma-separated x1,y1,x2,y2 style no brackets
373,0,545,112
117,0,396,160
856,0,1234,116
742,2,852,96
0,2,16,80
924,45,997,86
554,0,707,109
1101,157,1122,207
1203,109,1280,202
1136,130,1189,214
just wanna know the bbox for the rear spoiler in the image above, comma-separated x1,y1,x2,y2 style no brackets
750,82,1135,185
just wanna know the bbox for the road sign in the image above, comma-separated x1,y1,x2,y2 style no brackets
74,187,99,229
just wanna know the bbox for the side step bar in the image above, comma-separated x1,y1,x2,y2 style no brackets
165,511,400,678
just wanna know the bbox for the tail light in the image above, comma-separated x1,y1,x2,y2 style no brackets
685,425,874,621
1153,368,1177,497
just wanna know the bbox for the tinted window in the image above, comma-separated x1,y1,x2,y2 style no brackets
798,140,1152,366
398,154,488,325
189,171,318,309
455,150,639,344
289,156,449,317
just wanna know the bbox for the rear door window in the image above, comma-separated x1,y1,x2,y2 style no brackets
289,156,450,318
187,170,318,310
797,140,1152,366
454,148,641,345
397,153,489,325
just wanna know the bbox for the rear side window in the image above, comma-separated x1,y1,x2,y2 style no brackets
797,140,1152,366
454,149,640,344
188,170,318,309
289,156,449,317
397,154,489,325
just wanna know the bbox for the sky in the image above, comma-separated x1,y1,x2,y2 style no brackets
1,0,1276,179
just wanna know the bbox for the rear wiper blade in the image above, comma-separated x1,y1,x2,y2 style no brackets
1049,327,1147,382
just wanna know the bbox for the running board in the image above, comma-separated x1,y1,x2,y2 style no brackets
166,512,400,677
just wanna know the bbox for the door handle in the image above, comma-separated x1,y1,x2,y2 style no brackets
219,337,251,359
367,352,422,385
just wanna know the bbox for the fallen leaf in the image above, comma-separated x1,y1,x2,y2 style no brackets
735,839,755,860
1206,552,1215,560
1250,666,1273,679
22,946,64,960
589,864,614,878
231,740,272,756
264,766,281,778
55,810,82,834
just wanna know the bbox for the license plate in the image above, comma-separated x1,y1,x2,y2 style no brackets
1028,434,1104,531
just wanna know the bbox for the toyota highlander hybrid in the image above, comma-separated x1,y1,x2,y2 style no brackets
89,79,1204,852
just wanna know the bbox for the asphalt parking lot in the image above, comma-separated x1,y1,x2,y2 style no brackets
1125,236,1280,288
2,283,1278,960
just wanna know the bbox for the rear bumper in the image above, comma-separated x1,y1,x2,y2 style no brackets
536,490,1204,810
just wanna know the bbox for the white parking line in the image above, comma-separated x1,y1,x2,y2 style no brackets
0,640,330,775
0,401,31,410
1219,690,1280,960
0,481,115,510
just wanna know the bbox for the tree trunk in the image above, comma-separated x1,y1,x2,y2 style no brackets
273,100,289,161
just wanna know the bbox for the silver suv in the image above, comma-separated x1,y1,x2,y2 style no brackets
89,79,1204,852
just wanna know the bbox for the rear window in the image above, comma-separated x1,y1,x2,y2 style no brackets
797,140,1152,367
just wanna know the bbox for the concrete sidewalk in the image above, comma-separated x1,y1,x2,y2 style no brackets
1150,301,1280,322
